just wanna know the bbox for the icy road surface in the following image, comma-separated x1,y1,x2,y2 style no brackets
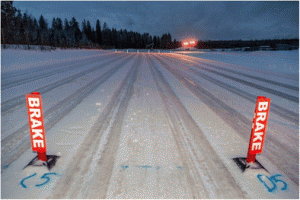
1,49,299,199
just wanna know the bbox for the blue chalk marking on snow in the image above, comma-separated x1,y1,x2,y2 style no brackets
35,173,58,187
120,165,181,170
257,174,288,193
141,165,152,169
20,173,37,188
270,174,288,191
121,165,129,170
257,174,276,192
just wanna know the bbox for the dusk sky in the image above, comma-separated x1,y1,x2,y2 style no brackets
13,1,299,41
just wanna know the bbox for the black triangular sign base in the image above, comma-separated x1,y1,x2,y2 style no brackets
23,155,60,171
233,157,269,173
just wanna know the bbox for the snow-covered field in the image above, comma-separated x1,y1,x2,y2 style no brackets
1,48,299,198
180,50,299,74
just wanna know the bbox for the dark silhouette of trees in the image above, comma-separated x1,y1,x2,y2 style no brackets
38,15,48,45
102,22,112,46
70,17,82,46
85,20,92,43
96,20,102,46
111,28,118,48
160,33,172,49
1,1,175,49
1,1,176,49
196,39,299,50
50,17,63,47
1,1,17,45
2,1,297,50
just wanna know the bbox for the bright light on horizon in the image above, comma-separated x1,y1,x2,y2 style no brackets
182,39,196,48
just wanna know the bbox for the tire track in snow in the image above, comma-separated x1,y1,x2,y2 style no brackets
160,55,298,125
49,55,141,199
148,56,209,199
148,55,248,198
1,52,115,80
1,54,134,170
1,53,128,115
2,53,118,90
202,67,298,102
164,54,298,103
145,55,208,199
206,62,298,91
165,54,298,91
172,53,299,81
105,55,196,199
153,54,299,186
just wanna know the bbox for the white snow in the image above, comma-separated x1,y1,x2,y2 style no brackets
150,54,299,198
1,48,114,73
176,49,299,75
1,48,299,199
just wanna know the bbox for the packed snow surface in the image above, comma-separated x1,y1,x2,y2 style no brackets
1,48,299,199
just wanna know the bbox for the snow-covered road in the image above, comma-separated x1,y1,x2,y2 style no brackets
1,49,298,199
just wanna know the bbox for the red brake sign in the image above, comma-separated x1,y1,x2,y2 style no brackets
247,96,271,155
26,92,47,153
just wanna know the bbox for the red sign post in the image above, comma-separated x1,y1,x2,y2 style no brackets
246,96,271,163
26,92,47,161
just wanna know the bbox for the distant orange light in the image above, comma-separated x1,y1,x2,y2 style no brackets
190,41,195,45
183,42,189,46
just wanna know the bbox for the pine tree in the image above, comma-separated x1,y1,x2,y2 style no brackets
86,20,92,43
70,17,81,46
36,29,42,45
160,34,165,49
49,27,55,46
54,18,63,47
1,1,17,45
118,29,125,48
56,18,62,30
51,17,56,30
63,19,70,47
96,20,102,45
22,12,30,47
91,27,96,44
149,35,152,45
15,9,24,44
102,22,112,46
153,36,157,48
167,33,172,48
38,15,48,45
39,15,47,30
82,19,87,35
31,18,38,45
112,28,117,48
157,36,160,49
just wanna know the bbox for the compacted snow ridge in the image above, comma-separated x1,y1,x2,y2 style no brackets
1,49,299,199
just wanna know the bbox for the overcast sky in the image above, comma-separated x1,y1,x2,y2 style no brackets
13,1,299,41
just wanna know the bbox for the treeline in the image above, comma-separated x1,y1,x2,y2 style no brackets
197,38,299,49
2,2,298,51
1,1,178,49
